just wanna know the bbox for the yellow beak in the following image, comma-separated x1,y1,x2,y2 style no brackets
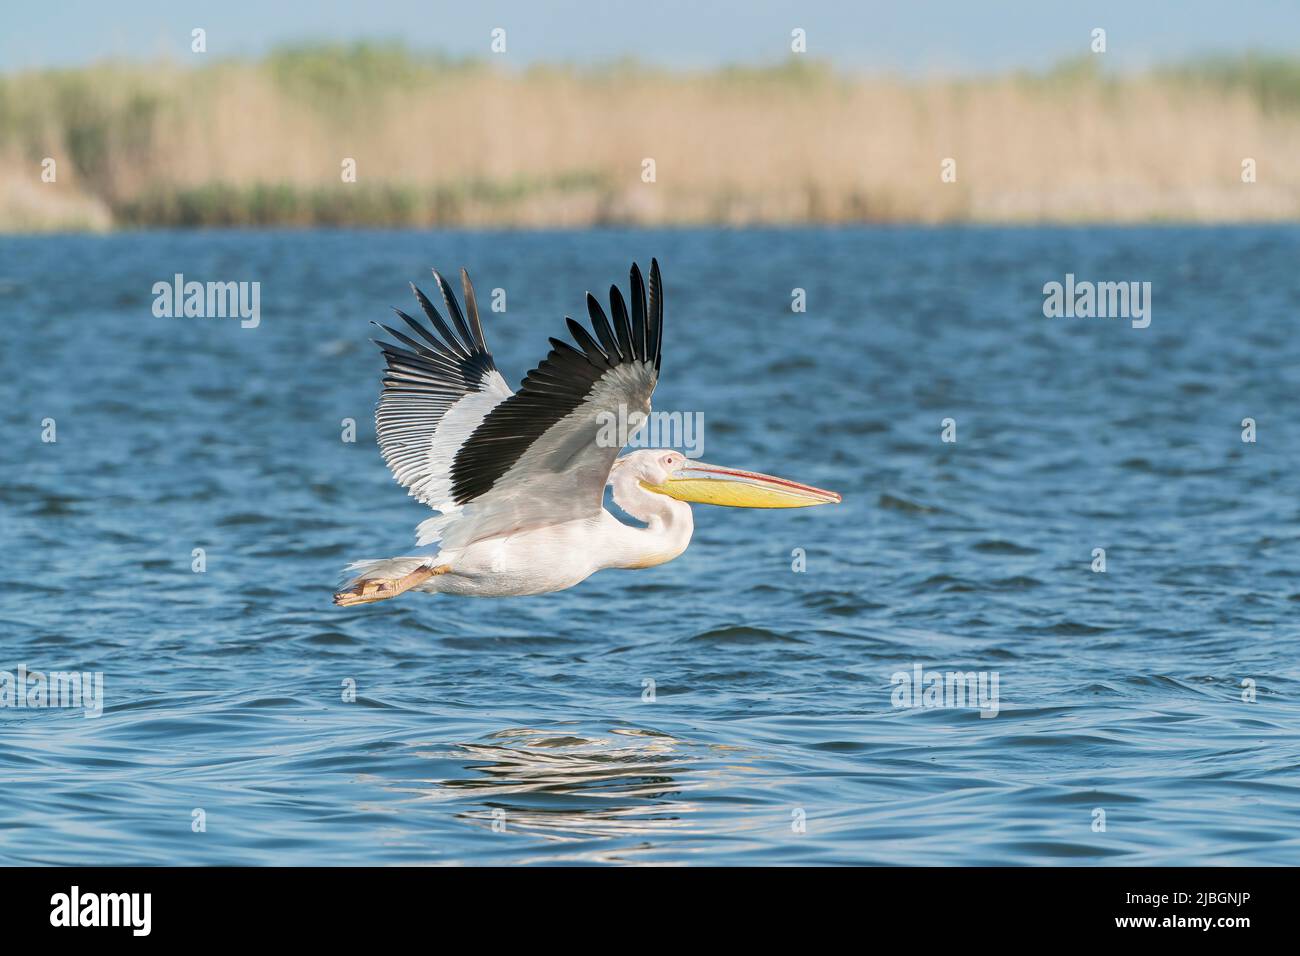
643,462,842,509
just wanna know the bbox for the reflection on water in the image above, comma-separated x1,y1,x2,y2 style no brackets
409,727,725,843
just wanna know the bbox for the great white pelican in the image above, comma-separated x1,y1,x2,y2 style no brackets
333,260,840,606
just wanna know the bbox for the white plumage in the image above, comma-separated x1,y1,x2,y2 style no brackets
334,260,839,607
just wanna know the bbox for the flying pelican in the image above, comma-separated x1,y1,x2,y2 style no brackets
333,260,841,606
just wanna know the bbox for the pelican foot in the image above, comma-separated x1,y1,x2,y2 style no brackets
333,564,450,607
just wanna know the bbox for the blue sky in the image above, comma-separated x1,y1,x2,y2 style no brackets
3,0,1298,74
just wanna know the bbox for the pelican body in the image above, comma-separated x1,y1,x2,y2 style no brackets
334,260,840,606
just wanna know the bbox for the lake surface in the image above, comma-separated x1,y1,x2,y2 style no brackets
2,225,1299,865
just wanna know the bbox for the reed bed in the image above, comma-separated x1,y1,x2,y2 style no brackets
2,45,1298,231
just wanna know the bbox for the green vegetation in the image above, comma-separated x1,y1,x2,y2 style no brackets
1156,54,1300,112
115,174,609,227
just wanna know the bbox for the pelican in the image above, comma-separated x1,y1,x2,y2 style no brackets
333,260,840,606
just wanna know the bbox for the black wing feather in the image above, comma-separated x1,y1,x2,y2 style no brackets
433,269,477,354
392,308,460,365
629,263,648,361
449,260,664,505
410,284,471,360
586,293,622,360
565,317,613,368
459,268,487,352
647,258,663,373
609,285,635,361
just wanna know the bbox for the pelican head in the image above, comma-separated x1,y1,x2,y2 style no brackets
619,449,841,508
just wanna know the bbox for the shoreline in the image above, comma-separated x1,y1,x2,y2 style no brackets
4,46,1299,232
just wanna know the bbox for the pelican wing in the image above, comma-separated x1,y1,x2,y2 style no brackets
412,259,664,550
372,269,514,514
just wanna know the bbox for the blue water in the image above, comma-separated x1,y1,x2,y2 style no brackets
2,225,1299,865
